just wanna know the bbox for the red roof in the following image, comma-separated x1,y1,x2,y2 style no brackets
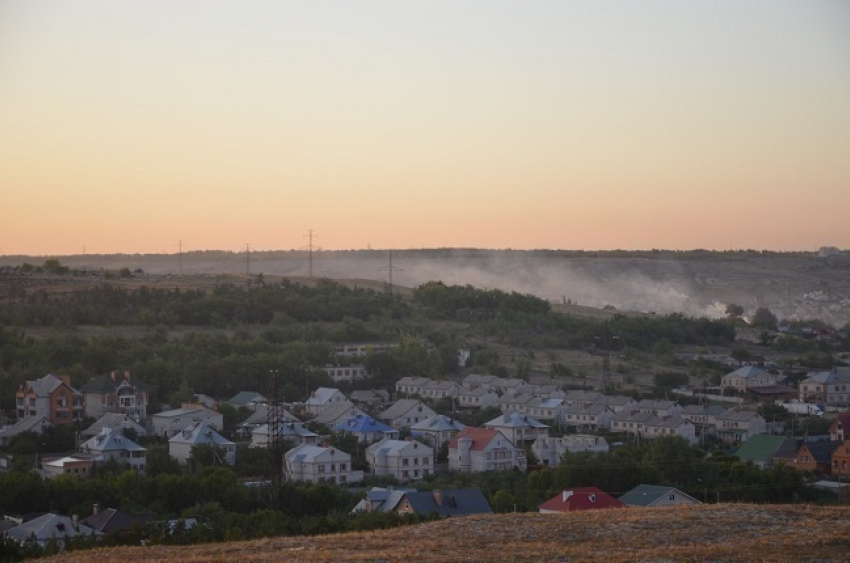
448,427,501,451
538,487,625,512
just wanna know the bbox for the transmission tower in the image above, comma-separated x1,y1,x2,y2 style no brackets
303,230,318,278
265,369,286,507
378,249,403,294
245,243,251,275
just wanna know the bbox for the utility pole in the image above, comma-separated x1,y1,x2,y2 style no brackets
177,240,183,275
303,230,317,278
246,243,251,275
378,249,403,294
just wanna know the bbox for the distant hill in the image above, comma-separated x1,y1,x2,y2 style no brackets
45,503,850,562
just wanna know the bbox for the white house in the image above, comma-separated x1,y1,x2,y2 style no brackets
721,366,780,393
612,411,697,444
419,380,461,400
457,387,500,409
448,428,527,473
81,413,148,439
410,415,467,445
712,409,767,443
168,422,235,465
798,369,850,406
395,376,434,397
484,412,549,445
305,388,350,415
559,403,614,431
378,399,438,430
151,403,223,438
532,434,610,467
79,427,147,473
312,403,368,427
634,400,683,418
251,421,319,447
366,438,434,482
321,365,370,384
284,443,361,485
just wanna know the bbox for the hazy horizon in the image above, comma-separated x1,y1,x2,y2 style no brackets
2,1,849,255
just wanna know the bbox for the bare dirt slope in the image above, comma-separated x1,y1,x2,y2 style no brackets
46,504,850,563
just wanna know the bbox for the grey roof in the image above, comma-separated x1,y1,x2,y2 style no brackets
168,422,234,447
619,484,699,507
312,402,366,425
4,513,97,544
378,399,434,421
726,366,771,379
411,415,466,433
80,427,146,453
80,372,146,394
352,487,416,513
24,373,80,396
0,416,53,440
800,440,843,463
402,489,492,517
228,391,268,405
81,413,147,438
485,411,549,429
81,508,152,533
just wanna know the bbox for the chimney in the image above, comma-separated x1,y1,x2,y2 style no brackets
562,490,573,503
124,370,131,381
433,490,443,506
92,503,100,516
60,374,72,387
110,371,117,382
72,514,79,531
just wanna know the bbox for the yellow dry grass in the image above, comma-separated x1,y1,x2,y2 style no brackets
43,504,850,563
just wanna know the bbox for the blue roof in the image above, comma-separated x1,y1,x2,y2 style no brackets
403,489,492,517
335,414,396,434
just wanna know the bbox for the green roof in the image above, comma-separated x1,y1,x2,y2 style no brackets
735,435,788,463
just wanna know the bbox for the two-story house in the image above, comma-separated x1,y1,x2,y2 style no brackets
484,412,549,446
168,422,235,465
456,387,500,409
16,373,84,425
721,366,780,394
799,369,850,406
284,443,360,485
334,415,399,444
366,438,434,482
251,421,319,447
79,427,147,473
410,415,467,446
532,434,610,467
448,428,527,473
79,371,148,421
378,399,438,430
305,388,350,415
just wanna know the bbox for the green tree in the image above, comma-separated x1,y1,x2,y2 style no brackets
725,303,744,319
751,307,778,330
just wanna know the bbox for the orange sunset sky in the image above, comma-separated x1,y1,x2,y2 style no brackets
1,1,849,256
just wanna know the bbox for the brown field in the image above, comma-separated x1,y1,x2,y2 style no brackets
45,504,850,563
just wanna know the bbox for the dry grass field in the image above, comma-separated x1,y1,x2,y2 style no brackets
44,504,850,563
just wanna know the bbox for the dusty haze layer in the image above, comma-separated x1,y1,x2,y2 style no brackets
4,249,848,326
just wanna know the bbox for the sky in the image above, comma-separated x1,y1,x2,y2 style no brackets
1,1,849,256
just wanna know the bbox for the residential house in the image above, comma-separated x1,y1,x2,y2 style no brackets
829,413,850,442
448,428,527,473
351,487,417,513
521,398,565,421
594,395,638,413
321,364,370,384
312,403,368,428
79,427,147,473
721,366,780,394
484,412,549,445
395,489,492,517
562,390,606,406
168,422,235,465
558,403,614,431
0,416,52,447
41,455,95,479
532,435,610,467
712,409,767,443
81,413,148,439
81,505,152,537
799,369,850,406
788,441,842,474
284,443,360,485
227,391,268,410
350,389,391,410
456,387,500,409
496,378,527,395
79,370,148,421
251,421,319,447
410,415,467,446
497,393,538,415
462,373,502,391
366,438,434,482
3,513,98,549
618,484,701,507
234,405,298,439
395,376,434,397
538,488,625,513
305,387,350,415
634,399,683,418
735,435,794,469
832,439,850,478
334,415,399,444
15,373,84,424
611,411,696,444
192,394,218,409
151,403,223,438
378,399,438,430
681,404,727,427
419,380,461,400
528,384,567,400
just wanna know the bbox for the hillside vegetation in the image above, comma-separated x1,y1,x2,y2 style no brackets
45,504,850,562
